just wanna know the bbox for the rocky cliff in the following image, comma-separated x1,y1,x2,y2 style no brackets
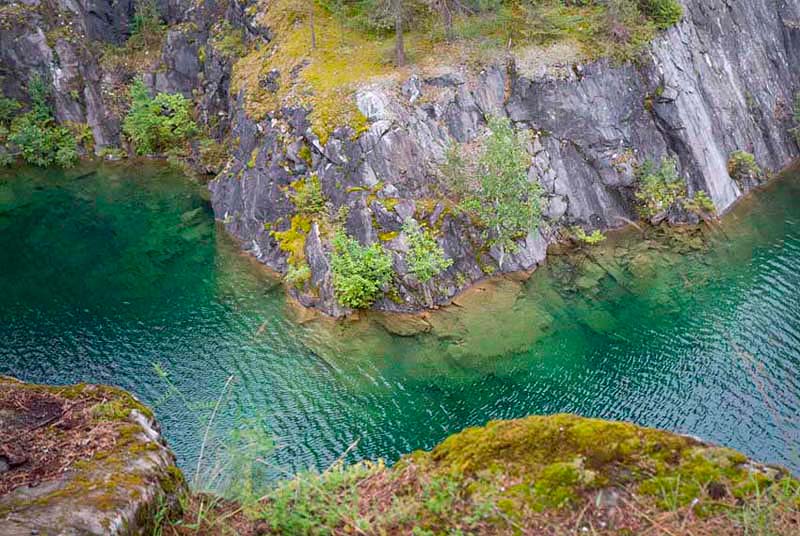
208,0,800,315
3,0,799,316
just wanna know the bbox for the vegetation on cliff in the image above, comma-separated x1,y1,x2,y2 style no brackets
331,230,395,308
446,116,544,269
232,0,684,140
123,80,198,156
1,75,81,168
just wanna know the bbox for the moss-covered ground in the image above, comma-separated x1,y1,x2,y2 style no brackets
232,0,678,142
159,413,800,535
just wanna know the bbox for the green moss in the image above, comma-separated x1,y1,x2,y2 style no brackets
92,400,132,421
247,148,259,169
531,461,582,509
272,214,312,268
298,144,312,165
378,230,399,242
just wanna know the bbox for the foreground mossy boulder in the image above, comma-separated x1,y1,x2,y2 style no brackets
0,376,184,535
248,414,799,535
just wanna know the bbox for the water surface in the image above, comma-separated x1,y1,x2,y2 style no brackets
1,163,798,489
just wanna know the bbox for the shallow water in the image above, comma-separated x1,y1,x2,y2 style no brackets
1,162,799,489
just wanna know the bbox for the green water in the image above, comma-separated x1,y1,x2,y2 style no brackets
2,163,799,487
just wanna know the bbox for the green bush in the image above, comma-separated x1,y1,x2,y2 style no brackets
122,79,198,155
727,151,762,185
635,157,686,218
402,218,453,283
330,231,394,309
682,190,716,216
0,95,20,125
572,226,607,245
289,174,327,216
285,264,311,288
10,115,77,167
453,116,544,269
638,0,683,29
7,75,78,168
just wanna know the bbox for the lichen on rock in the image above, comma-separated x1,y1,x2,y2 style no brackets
0,376,185,536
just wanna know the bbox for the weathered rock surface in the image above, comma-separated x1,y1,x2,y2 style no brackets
209,0,800,315
0,0,247,153
2,0,799,315
0,376,184,536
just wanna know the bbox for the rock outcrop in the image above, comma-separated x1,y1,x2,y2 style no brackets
209,0,800,315
2,0,799,315
239,413,800,534
0,376,184,536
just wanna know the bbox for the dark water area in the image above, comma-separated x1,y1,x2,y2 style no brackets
1,162,799,491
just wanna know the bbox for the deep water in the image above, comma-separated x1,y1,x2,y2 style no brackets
1,162,799,490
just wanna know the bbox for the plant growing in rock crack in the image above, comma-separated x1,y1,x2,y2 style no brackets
682,190,716,217
402,218,452,283
634,157,686,219
447,116,543,269
288,174,327,217
330,231,394,309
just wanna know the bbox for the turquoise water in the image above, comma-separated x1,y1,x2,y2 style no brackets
1,163,799,489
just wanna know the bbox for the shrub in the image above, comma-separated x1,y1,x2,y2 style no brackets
452,116,543,269
7,75,78,168
285,264,311,288
289,174,326,216
727,151,762,185
129,0,165,48
635,157,686,218
402,218,453,283
0,95,20,125
638,0,683,29
122,79,198,155
683,190,716,216
330,231,394,309
10,115,78,167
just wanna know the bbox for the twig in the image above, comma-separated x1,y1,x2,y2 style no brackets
615,215,646,237
193,375,234,488
621,496,679,536
325,438,361,474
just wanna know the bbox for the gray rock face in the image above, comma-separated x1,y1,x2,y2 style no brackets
0,0,245,154
209,0,800,315
2,0,798,315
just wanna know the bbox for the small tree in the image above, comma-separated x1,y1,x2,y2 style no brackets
330,231,394,309
459,116,543,269
123,80,197,155
634,157,685,218
402,218,452,283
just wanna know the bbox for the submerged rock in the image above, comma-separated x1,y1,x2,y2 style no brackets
0,376,184,536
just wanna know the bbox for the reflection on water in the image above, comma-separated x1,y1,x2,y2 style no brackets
1,162,799,486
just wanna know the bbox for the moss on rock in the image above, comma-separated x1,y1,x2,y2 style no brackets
252,413,800,535
0,376,185,536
